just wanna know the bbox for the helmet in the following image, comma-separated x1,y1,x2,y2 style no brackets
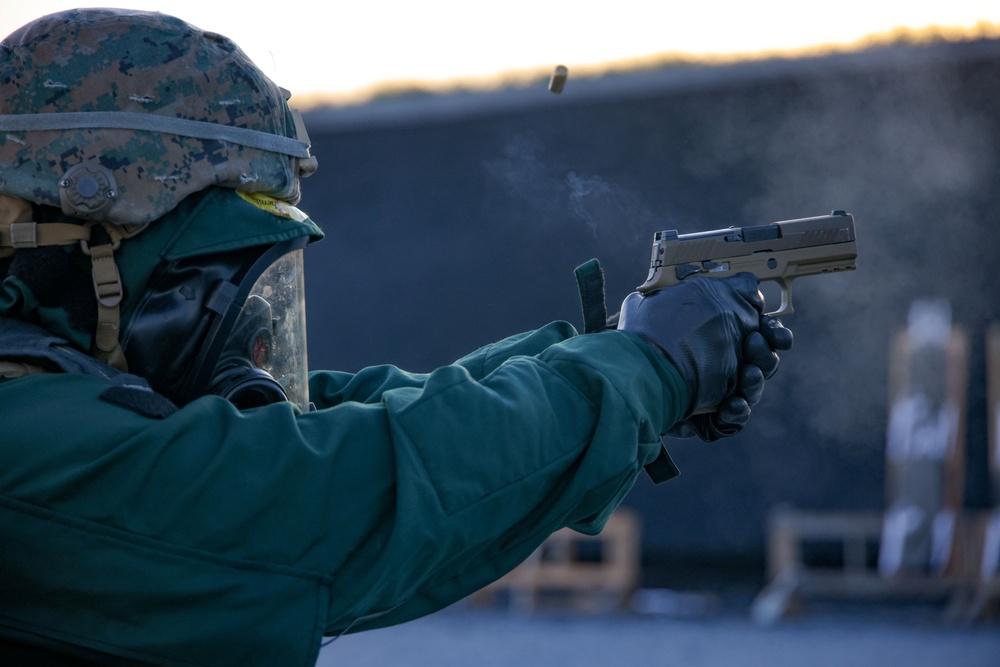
0,7,317,225
0,9,323,410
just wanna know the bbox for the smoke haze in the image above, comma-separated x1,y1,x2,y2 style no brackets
301,37,1000,556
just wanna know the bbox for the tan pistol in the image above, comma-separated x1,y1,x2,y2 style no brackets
638,210,858,317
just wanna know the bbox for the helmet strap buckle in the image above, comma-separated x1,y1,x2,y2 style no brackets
82,223,128,372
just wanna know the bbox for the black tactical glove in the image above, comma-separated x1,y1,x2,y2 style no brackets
617,272,792,441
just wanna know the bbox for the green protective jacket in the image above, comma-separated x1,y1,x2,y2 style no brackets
0,321,687,666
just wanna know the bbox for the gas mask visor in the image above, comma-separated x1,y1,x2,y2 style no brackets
207,244,310,411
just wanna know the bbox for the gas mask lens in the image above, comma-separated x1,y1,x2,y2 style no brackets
208,249,310,410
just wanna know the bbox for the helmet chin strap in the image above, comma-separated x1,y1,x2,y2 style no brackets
0,204,129,371
80,224,127,371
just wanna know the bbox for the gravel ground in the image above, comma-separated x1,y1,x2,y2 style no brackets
317,599,1000,667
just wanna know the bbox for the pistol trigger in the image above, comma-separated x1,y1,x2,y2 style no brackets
767,278,794,317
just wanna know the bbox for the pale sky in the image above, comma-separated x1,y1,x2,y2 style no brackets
2,1,998,103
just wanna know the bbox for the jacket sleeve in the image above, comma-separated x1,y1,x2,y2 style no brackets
305,322,688,632
307,321,588,407
0,322,689,653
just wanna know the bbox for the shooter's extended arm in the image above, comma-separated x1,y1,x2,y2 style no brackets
637,210,857,316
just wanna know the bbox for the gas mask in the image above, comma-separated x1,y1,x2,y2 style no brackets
121,233,312,411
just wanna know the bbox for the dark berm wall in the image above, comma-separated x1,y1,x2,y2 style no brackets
299,39,1000,580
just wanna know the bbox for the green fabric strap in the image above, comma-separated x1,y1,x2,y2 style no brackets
574,258,610,334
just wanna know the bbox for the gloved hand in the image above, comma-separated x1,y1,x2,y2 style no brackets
617,272,792,441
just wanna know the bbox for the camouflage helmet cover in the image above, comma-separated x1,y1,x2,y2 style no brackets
0,8,317,226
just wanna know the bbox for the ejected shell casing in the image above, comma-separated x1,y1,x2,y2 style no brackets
548,65,568,93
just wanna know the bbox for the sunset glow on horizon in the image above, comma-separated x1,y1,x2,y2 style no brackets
2,2,998,106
